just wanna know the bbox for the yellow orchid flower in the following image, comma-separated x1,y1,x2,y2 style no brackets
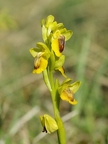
52,33,65,57
59,80,81,105
29,42,50,74
60,88,78,105
51,29,72,57
33,52,48,74
40,114,58,134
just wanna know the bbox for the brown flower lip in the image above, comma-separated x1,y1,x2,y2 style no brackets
58,35,65,52
34,57,40,69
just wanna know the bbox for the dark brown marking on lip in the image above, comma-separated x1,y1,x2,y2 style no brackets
58,36,65,52
42,126,47,133
34,57,41,69
65,88,74,101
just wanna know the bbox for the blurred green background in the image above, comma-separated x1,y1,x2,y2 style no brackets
0,0,108,144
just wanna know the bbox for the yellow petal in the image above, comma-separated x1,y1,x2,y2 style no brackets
56,67,67,78
68,99,78,105
33,57,48,74
52,38,62,57
60,88,77,105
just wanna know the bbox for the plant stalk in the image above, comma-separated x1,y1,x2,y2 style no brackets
49,71,66,144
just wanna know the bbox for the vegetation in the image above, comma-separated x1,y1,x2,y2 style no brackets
0,0,108,144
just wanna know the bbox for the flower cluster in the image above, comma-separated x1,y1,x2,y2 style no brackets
30,15,72,77
29,15,81,135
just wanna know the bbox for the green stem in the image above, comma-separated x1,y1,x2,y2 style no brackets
49,70,66,144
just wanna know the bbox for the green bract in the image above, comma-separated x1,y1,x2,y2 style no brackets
55,55,65,69
54,55,67,77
